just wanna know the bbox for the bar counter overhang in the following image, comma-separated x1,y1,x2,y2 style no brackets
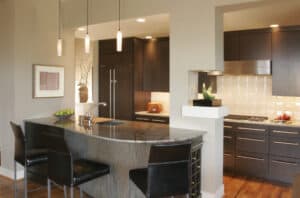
24,118,205,198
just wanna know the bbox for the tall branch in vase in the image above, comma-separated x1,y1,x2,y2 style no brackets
78,56,93,103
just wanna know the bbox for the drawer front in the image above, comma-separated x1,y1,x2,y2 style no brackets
269,155,300,184
235,152,268,178
224,153,235,171
224,135,235,153
135,115,169,124
236,123,268,135
270,126,300,138
236,133,268,154
270,136,300,158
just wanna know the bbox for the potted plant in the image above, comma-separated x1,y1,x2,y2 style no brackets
193,83,222,106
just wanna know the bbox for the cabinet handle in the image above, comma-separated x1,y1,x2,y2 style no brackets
237,127,265,132
151,119,166,123
136,117,150,121
224,136,232,139
237,155,264,161
224,153,232,157
272,130,298,135
224,125,233,129
273,141,299,146
238,137,265,142
272,160,297,166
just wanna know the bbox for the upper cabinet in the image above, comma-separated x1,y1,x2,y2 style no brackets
272,27,300,96
143,37,170,92
224,29,272,61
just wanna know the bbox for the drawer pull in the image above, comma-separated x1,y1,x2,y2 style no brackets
224,125,233,129
136,117,150,121
237,155,264,161
224,136,232,139
224,153,232,157
273,141,299,146
272,160,297,166
151,119,166,123
238,137,264,142
237,127,265,132
272,130,298,135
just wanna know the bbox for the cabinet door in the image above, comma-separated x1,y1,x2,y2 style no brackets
239,30,272,60
224,31,239,61
143,38,169,92
272,29,300,96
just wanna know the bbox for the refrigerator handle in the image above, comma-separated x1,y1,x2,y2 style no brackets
109,69,112,119
113,68,117,120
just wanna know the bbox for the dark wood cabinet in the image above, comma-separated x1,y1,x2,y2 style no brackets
272,27,300,96
134,114,169,124
224,31,239,61
143,37,169,92
224,123,235,172
99,38,150,120
224,29,271,61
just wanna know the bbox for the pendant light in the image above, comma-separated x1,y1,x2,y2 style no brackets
57,0,63,56
116,0,122,52
85,0,90,54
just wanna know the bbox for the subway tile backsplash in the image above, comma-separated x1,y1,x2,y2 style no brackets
214,75,300,120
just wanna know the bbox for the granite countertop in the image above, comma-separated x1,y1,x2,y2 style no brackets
224,118,300,128
135,111,169,118
25,117,205,143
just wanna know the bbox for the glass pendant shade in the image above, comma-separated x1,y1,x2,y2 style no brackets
57,39,63,56
85,34,90,54
116,30,123,52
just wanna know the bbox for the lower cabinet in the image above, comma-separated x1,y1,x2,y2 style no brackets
134,115,169,124
224,121,300,184
235,152,268,178
191,143,202,198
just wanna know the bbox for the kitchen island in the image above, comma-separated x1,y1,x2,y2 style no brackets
25,117,205,198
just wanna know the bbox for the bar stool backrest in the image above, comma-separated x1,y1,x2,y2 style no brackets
147,141,192,197
10,122,26,166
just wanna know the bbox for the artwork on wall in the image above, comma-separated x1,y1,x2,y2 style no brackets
33,65,64,98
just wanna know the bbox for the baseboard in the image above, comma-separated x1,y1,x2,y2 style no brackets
201,184,224,198
0,166,24,180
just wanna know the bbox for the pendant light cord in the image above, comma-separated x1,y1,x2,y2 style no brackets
118,0,120,31
86,0,89,34
58,0,61,39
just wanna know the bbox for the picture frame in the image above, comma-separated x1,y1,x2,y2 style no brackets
33,64,64,98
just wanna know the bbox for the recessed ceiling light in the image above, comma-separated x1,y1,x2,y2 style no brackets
136,18,146,23
145,36,153,39
77,27,86,31
270,24,279,28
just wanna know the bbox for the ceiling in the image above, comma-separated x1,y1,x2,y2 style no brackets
75,14,169,40
75,1,300,40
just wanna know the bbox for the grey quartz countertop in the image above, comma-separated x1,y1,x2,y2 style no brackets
25,117,205,143
224,118,300,128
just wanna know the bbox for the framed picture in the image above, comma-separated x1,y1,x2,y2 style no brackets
33,64,64,98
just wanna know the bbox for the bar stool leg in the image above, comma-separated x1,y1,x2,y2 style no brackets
47,179,51,198
24,166,28,198
63,186,68,198
70,186,74,198
14,161,17,198
80,187,83,198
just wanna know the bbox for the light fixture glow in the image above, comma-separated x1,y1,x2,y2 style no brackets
78,27,86,31
270,24,279,28
57,39,63,56
136,18,146,23
117,30,123,52
85,34,90,54
145,35,153,39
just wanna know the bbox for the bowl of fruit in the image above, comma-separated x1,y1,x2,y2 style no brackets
54,109,75,121
274,111,292,123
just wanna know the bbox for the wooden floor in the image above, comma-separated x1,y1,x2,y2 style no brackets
0,175,292,197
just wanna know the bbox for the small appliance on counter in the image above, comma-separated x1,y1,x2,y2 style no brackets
147,102,163,113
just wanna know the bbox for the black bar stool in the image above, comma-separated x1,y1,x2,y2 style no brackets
10,121,48,198
47,150,110,198
129,142,192,198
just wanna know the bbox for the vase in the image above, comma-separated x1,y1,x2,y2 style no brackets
79,85,88,103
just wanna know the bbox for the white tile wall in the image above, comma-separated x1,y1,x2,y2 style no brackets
151,92,170,113
214,75,300,120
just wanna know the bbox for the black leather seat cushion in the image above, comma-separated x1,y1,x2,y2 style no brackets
73,159,110,186
129,168,147,195
26,149,48,167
